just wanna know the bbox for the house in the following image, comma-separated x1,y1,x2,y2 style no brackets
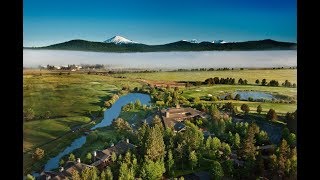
38,171,66,180
38,158,93,180
62,158,94,177
91,139,135,169
160,105,206,129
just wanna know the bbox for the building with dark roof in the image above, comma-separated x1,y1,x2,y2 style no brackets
38,158,93,180
160,105,206,129
91,139,135,169
63,159,94,177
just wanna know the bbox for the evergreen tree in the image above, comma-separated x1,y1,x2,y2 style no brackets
134,99,142,109
241,124,256,160
81,167,98,180
205,136,212,150
234,133,241,149
105,166,113,180
269,154,277,172
100,170,106,180
240,104,250,114
132,154,138,176
142,159,166,180
278,139,290,175
176,143,185,170
119,163,134,180
144,125,165,162
151,115,163,131
71,169,81,180
257,105,262,114
221,142,231,156
180,121,204,151
266,109,277,121
86,152,92,164
166,149,175,177
137,121,148,148
112,118,132,132
59,159,65,166
68,153,75,161
290,147,297,177
111,152,117,162
210,161,224,180
189,150,198,170
211,137,221,150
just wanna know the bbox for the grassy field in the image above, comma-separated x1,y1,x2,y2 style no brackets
201,100,296,114
113,69,297,84
23,72,144,173
182,84,297,99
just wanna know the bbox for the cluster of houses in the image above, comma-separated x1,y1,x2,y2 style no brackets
43,64,82,71
38,139,135,180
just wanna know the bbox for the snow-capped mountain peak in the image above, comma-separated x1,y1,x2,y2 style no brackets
212,40,227,44
104,35,138,44
181,39,198,43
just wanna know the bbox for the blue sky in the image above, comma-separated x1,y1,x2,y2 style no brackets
24,0,296,47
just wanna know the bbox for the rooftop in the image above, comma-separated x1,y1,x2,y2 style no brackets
63,161,94,177
161,107,206,128
93,140,135,166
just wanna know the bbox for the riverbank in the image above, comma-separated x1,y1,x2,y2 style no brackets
23,73,144,174
38,93,151,173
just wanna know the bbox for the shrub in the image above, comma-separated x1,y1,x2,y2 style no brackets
266,109,277,121
241,104,250,114
234,94,241,100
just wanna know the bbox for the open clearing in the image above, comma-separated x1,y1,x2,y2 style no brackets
114,69,297,84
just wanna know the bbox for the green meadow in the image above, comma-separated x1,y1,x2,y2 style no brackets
113,69,297,84
23,72,143,173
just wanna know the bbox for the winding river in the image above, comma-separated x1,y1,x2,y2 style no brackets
43,93,151,171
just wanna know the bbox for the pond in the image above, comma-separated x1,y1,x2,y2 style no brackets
43,93,151,171
221,91,277,101
233,91,276,101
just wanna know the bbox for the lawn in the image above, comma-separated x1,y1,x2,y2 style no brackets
113,69,297,84
119,108,154,124
182,84,297,99
181,84,297,114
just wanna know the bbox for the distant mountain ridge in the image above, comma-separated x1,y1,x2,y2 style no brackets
25,36,297,52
